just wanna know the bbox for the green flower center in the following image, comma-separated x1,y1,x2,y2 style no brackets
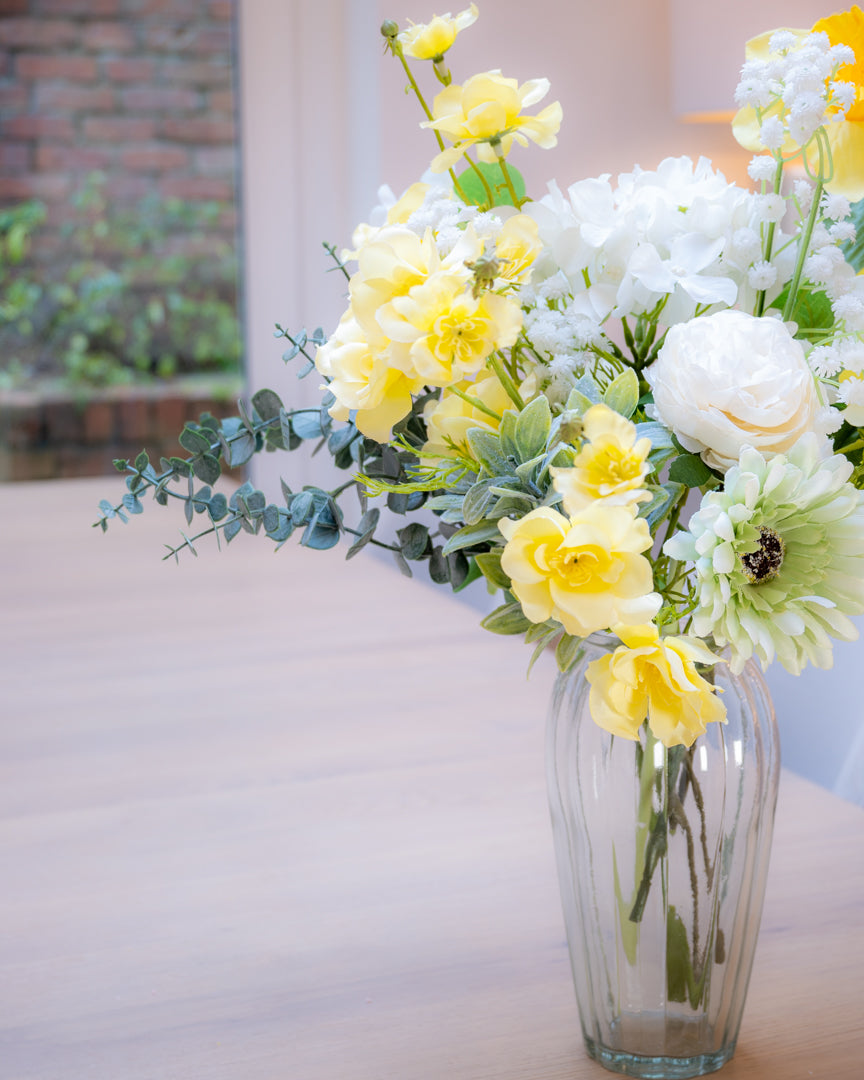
739,525,785,584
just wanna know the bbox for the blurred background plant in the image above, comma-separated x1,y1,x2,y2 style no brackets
0,173,241,390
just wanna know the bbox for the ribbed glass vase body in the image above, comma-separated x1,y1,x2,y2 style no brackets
546,636,780,1079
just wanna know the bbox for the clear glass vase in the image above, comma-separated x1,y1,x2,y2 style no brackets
546,635,780,1079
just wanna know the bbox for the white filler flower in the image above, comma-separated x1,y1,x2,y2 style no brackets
648,309,823,471
665,435,864,675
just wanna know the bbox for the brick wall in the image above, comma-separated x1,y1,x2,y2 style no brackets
0,0,238,261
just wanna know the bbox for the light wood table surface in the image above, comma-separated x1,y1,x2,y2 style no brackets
2,477,863,1080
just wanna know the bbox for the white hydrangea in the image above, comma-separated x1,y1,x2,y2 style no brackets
809,344,843,378
748,261,778,290
754,193,787,223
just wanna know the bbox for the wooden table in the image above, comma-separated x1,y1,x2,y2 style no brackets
2,477,863,1080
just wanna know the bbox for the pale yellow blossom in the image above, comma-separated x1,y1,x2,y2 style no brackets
377,269,522,385
585,624,727,748
422,368,512,457
498,505,661,638
493,213,541,284
422,70,563,172
552,403,652,514
398,4,478,60
315,312,426,441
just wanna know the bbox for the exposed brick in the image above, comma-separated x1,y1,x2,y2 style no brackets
121,0,202,15
103,175,152,203
121,87,199,112
102,58,155,83
0,0,30,13
206,89,234,114
116,396,151,440
0,142,31,173
35,144,114,172
0,18,79,48
191,27,232,55
151,395,186,439
159,177,233,201
34,0,119,14
56,445,115,478
17,55,98,81
159,117,234,143
209,0,234,21
0,400,44,450
82,116,156,141
83,400,115,444
121,146,189,173
160,59,231,88
35,85,116,112
193,146,237,177
5,114,75,140
0,173,72,201
0,83,28,110
43,399,83,442
81,21,136,52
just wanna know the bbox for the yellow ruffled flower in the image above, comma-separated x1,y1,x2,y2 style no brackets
493,213,542,284
398,4,478,60
552,403,652,515
585,624,727,748
422,368,512,457
377,269,522,386
732,9,864,199
422,71,563,173
498,505,661,638
315,312,426,442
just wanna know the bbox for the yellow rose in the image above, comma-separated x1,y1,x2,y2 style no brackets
585,624,727,748
315,312,425,441
498,505,661,638
377,268,522,386
493,213,541,284
422,71,563,173
398,4,478,60
552,403,652,514
422,368,512,457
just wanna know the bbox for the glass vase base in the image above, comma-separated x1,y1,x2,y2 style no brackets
584,1035,736,1079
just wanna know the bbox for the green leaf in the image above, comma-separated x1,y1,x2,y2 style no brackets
301,515,340,550
466,429,508,475
450,553,481,592
668,453,715,488
666,905,692,1005
346,507,380,558
192,452,221,485
208,493,228,521
121,492,143,515
428,546,450,584
474,549,510,590
462,480,496,525
563,389,595,417
640,482,686,530
571,374,602,404
769,284,834,333
224,431,256,468
178,425,212,456
555,633,584,673
841,196,864,272
498,409,519,460
251,388,284,422
441,519,503,556
455,161,526,208
515,393,552,461
134,449,149,473
397,522,430,560
291,411,324,440
481,601,533,635
603,368,640,419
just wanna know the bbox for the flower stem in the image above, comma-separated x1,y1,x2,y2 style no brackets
755,157,786,317
488,353,525,410
448,384,503,421
782,133,827,323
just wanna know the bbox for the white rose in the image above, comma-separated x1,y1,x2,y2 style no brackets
647,309,822,472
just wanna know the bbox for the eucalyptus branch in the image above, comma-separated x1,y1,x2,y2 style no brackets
322,241,351,281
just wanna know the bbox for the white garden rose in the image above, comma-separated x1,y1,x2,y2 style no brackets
647,309,822,472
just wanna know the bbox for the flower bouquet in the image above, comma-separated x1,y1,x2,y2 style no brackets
98,6,864,1077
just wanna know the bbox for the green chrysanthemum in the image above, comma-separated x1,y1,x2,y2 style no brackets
665,434,864,675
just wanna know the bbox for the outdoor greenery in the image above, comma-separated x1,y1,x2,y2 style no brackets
0,174,241,389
